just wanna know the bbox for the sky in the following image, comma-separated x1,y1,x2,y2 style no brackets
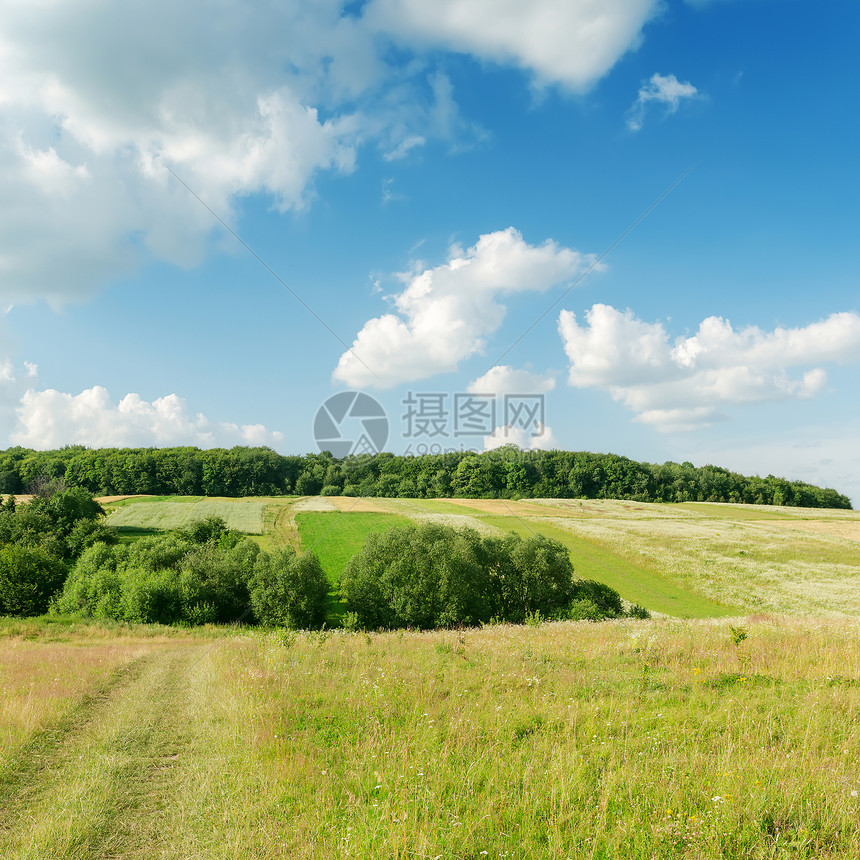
2,0,859,504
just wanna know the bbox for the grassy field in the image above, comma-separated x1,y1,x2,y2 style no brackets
103,494,860,619
295,511,410,585
105,496,269,535
1,617,859,858
477,514,732,618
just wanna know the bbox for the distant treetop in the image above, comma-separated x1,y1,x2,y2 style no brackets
0,445,850,510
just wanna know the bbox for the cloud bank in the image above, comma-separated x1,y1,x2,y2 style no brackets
559,304,860,431
13,386,284,449
0,0,659,308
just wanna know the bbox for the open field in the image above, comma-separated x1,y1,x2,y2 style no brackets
0,617,859,858
105,497,269,535
103,495,860,619
295,511,410,586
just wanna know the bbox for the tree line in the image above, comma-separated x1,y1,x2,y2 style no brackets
0,444,850,509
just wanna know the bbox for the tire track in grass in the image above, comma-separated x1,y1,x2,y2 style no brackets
0,644,206,859
0,653,154,814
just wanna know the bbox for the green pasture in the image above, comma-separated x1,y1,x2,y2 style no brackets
294,511,409,586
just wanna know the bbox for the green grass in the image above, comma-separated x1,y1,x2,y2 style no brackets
2,618,859,858
101,494,860,618
478,514,735,618
295,511,409,586
105,498,267,534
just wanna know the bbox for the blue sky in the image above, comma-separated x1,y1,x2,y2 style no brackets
2,0,859,502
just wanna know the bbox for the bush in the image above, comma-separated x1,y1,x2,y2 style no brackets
563,598,604,622
178,538,258,623
627,603,651,619
126,534,192,571
178,516,230,545
54,542,123,617
570,579,624,618
0,545,66,617
480,533,577,624
340,523,488,630
250,548,329,629
340,524,622,630
121,567,184,625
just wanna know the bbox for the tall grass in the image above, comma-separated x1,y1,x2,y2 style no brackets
0,618,858,857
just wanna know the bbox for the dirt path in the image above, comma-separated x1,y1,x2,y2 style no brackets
0,644,213,859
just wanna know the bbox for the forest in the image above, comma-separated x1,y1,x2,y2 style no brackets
0,444,850,509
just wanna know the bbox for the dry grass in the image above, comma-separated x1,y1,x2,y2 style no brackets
326,496,392,513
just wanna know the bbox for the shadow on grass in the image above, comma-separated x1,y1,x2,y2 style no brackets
114,526,162,543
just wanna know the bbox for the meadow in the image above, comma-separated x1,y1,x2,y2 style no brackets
1,493,851,857
97,494,860,618
105,496,268,536
0,616,858,858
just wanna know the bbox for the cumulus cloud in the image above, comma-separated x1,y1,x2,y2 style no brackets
0,355,39,437
484,422,559,452
13,386,283,449
366,0,660,91
559,304,860,431
334,228,596,387
0,1,373,306
0,0,656,308
626,72,700,131
467,365,556,396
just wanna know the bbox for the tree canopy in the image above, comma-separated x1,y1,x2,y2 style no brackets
0,445,850,509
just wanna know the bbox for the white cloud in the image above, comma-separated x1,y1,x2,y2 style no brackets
0,1,653,308
13,386,284,449
334,228,596,387
626,72,700,131
366,0,661,91
484,422,559,452
468,365,556,396
0,2,490,307
0,355,39,437
559,304,860,431
0,1,371,306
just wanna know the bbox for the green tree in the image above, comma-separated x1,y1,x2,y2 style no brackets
250,548,328,629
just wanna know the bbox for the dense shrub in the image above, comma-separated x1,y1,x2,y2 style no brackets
178,539,259,622
250,548,329,629
54,542,125,617
340,523,624,630
0,545,66,617
479,533,578,624
570,579,624,618
0,486,112,564
340,524,489,630
55,524,326,628
55,529,260,625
